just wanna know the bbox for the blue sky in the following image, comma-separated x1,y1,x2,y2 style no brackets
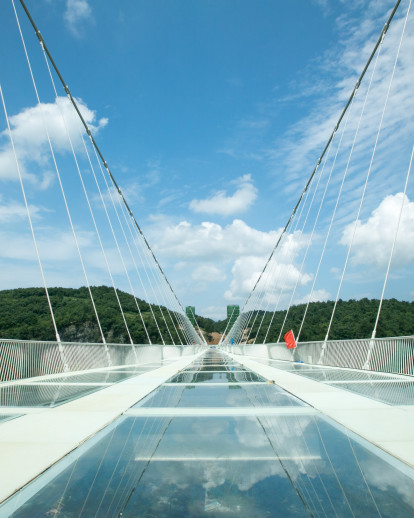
1,0,414,321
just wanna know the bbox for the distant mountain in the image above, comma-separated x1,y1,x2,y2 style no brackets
243,298,414,343
0,286,214,344
0,288,412,343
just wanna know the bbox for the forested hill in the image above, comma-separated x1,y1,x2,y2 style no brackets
0,287,413,343
0,286,212,344
245,298,414,343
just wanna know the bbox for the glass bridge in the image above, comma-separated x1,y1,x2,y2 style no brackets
0,350,414,517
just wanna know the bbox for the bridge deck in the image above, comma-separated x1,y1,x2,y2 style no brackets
0,355,199,506
229,354,414,468
0,350,413,516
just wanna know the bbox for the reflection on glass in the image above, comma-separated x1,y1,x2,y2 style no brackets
109,363,165,371
0,366,165,408
3,350,414,518
297,370,401,382
0,383,104,407
182,365,250,372
0,413,21,423
327,381,414,406
255,359,325,371
4,415,414,518
137,384,304,408
169,371,267,384
36,372,143,384
259,360,414,406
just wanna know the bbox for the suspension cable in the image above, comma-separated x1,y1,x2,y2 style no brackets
275,136,334,344
372,143,414,339
235,0,403,325
79,131,151,344
41,57,108,345
0,85,61,342
18,0,195,338
325,0,412,341
115,199,165,344
12,0,102,345
295,89,358,343
261,179,315,344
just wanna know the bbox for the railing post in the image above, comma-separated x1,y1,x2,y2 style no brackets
103,341,112,367
57,338,70,372
131,343,138,362
317,340,328,365
363,337,376,370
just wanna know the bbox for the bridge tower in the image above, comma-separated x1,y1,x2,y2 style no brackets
185,306,196,326
226,305,240,328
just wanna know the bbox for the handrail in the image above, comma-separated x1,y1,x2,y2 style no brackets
221,336,414,376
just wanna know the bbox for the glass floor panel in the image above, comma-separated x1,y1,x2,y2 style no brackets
258,360,414,405
169,371,267,383
3,414,414,518
0,365,171,408
34,371,146,384
329,381,414,406
111,363,165,370
2,350,414,516
254,359,328,371
0,413,21,424
190,361,237,367
182,365,250,372
291,369,403,383
190,363,240,366
193,362,240,365
136,384,305,408
0,383,105,407
188,367,243,371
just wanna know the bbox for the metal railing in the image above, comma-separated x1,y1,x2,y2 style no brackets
221,336,414,376
0,339,203,382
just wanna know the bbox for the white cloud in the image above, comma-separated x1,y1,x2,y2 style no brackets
148,215,314,306
298,288,331,304
0,199,43,223
150,217,279,262
356,452,414,509
339,193,414,268
95,181,143,210
0,229,94,263
191,264,226,282
224,256,267,302
238,230,312,304
189,174,257,216
0,97,107,187
312,0,329,8
94,159,163,209
148,217,282,304
64,0,93,36
0,222,138,293
261,1,414,210
199,305,227,320
224,252,312,304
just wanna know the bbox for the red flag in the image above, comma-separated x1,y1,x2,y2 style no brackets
284,330,296,349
